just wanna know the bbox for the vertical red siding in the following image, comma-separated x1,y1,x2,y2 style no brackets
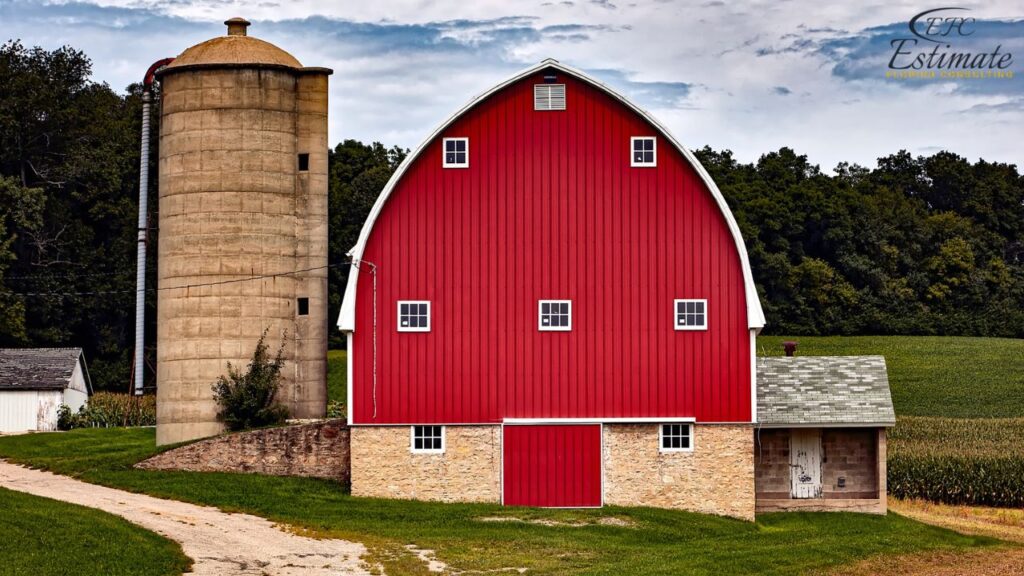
352,70,751,424
503,425,602,507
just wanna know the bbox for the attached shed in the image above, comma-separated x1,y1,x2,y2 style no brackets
0,348,92,433
755,355,895,514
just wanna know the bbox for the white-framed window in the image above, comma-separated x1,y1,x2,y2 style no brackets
538,300,572,331
411,425,445,453
534,84,566,110
631,136,657,167
397,301,431,332
659,423,693,453
674,299,707,331
443,137,469,168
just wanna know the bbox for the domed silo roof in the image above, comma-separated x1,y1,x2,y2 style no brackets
163,18,302,72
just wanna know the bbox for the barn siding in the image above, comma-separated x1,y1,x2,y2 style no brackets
352,70,750,424
35,391,62,431
0,391,39,432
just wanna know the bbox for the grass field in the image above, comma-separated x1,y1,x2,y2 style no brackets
0,428,1000,576
756,335,1024,419
327,349,346,405
0,486,191,576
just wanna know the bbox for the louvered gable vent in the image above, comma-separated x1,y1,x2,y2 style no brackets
534,84,566,111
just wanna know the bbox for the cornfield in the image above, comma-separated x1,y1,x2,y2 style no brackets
888,416,1024,508
58,392,156,429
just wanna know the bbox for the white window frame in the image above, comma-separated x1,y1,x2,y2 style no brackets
674,299,708,331
659,423,694,453
630,136,657,167
410,425,445,453
538,299,572,331
442,137,469,168
397,300,431,332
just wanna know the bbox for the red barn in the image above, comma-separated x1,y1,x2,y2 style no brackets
340,60,772,519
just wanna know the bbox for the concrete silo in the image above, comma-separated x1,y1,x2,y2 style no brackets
155,18,330,445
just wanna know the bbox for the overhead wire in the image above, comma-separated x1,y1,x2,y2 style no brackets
0,262,355,298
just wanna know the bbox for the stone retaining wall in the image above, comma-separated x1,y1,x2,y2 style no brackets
136,419,349,483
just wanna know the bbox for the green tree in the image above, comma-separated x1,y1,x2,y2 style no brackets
0,41,149,389
0,175,44,343
327,140,406,347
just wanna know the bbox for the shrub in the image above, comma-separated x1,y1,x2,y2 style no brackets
57,392,156,430
888,416,1024,508
57,404,75,430
211,330,290,431
326,400,345,419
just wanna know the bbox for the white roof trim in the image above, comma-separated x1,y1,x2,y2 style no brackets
338,58,765,331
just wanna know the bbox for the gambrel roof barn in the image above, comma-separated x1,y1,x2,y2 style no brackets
338,60,890,517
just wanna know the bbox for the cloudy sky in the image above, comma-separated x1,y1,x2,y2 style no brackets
3,0,1021,170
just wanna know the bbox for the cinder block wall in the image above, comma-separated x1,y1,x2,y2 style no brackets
754,428,790,498
822,428,878,498
603,424,755,520
754,427,887,514
350,426,502,503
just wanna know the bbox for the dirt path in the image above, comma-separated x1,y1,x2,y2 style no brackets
0,461,371,576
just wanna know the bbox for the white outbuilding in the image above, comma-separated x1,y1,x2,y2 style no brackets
0,348,92,433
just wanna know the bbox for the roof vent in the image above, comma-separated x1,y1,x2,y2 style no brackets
534,84,566,111
225,17,251,36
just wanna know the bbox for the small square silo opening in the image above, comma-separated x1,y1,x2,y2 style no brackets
298,153,310,171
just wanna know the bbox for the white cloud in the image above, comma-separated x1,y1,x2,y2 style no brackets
3,0,1022,170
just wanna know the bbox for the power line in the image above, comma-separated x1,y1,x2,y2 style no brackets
0,262,358,298
3,270,134,281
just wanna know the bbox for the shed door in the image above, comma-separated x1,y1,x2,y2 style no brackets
503,425,602,507
790,429,822,499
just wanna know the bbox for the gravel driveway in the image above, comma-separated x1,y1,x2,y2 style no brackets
0,461,371,575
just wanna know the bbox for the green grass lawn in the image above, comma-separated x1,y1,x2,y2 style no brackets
756,335,1024,419
0,486,191,576
0,428,1001,576
327,349,346,404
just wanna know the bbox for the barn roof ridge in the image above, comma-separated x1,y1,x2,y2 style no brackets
338,59,766,331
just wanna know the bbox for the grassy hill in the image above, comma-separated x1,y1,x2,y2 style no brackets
757,335,1024,419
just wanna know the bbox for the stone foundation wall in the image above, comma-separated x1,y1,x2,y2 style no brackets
603,424,755,520
136,419,348,482
350,426,501,503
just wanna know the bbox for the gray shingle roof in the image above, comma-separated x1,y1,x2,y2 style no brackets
0,348,88,392
757,355,895,427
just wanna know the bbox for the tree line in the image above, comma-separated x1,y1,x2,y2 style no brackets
1,42,1021,391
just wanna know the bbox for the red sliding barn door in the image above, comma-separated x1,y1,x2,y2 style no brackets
503,425,602,507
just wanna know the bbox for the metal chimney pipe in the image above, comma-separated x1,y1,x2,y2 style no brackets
134,58,174,396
